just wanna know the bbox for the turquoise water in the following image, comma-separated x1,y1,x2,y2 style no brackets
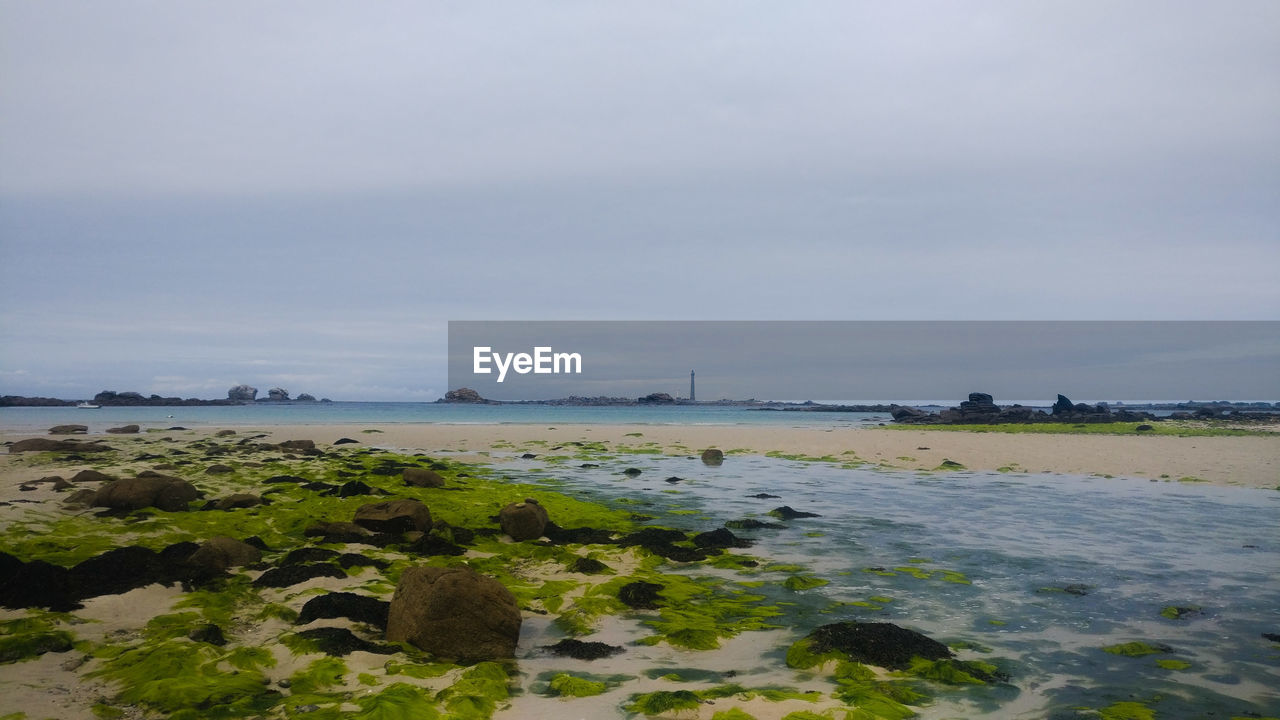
512,453,1280,717
0,402,888,432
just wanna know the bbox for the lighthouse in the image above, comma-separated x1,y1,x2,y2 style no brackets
690,370,695,402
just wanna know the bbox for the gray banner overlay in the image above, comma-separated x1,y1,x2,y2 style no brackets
447,321,1279,402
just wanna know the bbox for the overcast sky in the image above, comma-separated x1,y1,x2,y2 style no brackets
2,2,1277,401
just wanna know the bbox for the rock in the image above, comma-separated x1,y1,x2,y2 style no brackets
187,536,262,571
618,581,663,609
748,493,781,499
62,489,97,506
93,474,200,512
333,437,359,445
499,499,549,541
622,467,642,477
701,448,725,465
725,518,787,530
1052,394,1075,416
769,506,821,520
1136,424,1154,432
277,439,315,451
52,477,74,491
105,425,140,434
692,528,752,549
404,534,466,557
442,387,486,403
293,627,396,656
890,405,934,423
253,564,346,588
353,499,432,534
638,392,675,404
297,591,390,629
188,624,227,646
801,621,953,671
49,424,88,434
205,464,234,475
570,557,610,574
282,548,341,566
542,638,625,660
70,469,114,483
403,467,445,488
336,480,374,497
0,560,75,611
267,387,290,401
303,521,373,543
227,385,258,402
202,493,262,511
215,429,238,437
296,393,317,402
10,438,112,453
386,566,522,661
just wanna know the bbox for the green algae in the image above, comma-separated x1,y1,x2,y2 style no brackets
435,661,512,718
783,575,830,591
711,710,758,720
1098,701,1156,720
547,673,608,697
903,657,998,685
384,660,453,679
1102,641,1170,657
289,657,348,694
354,682,440,720
1160,604,1202,619
87,639,277,716
1155,658,1191,670
627,690,702,715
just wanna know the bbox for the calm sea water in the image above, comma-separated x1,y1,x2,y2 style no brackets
0,402,891,432
507,454,1280,718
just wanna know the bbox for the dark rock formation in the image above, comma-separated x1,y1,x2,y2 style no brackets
297,591,390,630
618,581,663,609
70,469,114,483
542,638,625,660
893,392,1158,426
205,464,234,475
10,438,112,453
0,395,74,407
296,393,317,402
441,387,487,403
333,437,359,445
803,621,954,671
187,536,262,571
277,439,315,451
403,467,445,488
49,424,88,434
701,448,725,466
386,566,522,661
105,424,140,434
267,388,290,401
201,493,262,511
638,392,675,404
93,473,200,512
692,528,752,549
252,563,346,588
227,385,258,402
570,557,610,574
499,499,549,541
353,499,432,534
770,506,821,520
293,627,395,657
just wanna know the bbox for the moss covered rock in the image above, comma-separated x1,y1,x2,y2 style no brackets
386,566,521,661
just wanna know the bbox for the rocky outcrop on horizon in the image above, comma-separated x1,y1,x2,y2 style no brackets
267,387,290,402
891,392,1159,425
227,385,257,402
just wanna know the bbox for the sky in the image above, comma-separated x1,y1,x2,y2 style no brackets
1,2,1278,401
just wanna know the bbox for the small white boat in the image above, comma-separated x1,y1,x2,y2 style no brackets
76,402,100,409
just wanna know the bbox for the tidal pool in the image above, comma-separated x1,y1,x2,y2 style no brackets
510,453,1280,718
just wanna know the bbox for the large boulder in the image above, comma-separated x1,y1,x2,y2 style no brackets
93,473,200,512
187,536,262,571
277,439,315,451
267,388,290,401
499,499,549,541
700,448,725,466
386,566,521,661
49,424,88,434
227,385,258,402
353,499,432,534
105,424,140,434
442,388,486,403
1051,394,1075,416
404,467,445,488
10,438,111,453
797,621,952,670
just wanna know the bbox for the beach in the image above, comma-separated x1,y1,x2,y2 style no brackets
1,422,1278,719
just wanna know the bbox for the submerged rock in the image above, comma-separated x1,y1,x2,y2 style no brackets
801,621,954,671
692,528,752,549
403,467,445,488
701,448,724,466
386,566,521,661
769,506,821,520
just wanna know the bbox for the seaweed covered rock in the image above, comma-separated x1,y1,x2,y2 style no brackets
542,638,625,660
49,424,88,434
10,438,112,453
92,473,200,512
353,499,432,534
253,563,346,588
499,499,549,541
277,439,315,451
386,566,521,661
701,448,725,466
294,627,396,657
403,467,445,488
792,621,952,670
106,424,141,434
618,581,664,609
187,536,262,571
202,493,262,511
692,528,752,549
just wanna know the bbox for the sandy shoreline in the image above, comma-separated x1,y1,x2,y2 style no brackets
11,422,1271,488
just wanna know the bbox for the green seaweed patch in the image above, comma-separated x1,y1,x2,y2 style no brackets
1102,641,1173,657
87,638,278,716
435,661,512,718
1098,701,1156,720
384,660,453,679
544,673,608,698
903,657,1000,685
0,616,75,664
783,575,830,591
627,690,702,715
711,710,758,720
1155,658,1191,670
289,656,348,694
355,682,440,720
947,640,992,653
1160,605,1202,620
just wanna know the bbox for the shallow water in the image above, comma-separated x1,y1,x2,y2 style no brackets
512,454,1280,717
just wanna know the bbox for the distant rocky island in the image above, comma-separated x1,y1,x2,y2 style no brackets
891,392,1280,425
0,385,331,407
437,387,895,410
